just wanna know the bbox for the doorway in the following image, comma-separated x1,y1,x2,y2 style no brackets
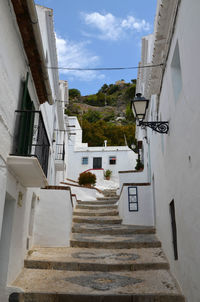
0,193,15,286
93,157,102,169
27,193,37,249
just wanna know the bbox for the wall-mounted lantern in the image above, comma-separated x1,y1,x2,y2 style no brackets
131,93,169,134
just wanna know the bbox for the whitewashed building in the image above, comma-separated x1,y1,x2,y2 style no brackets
67,116,137,182
134,0,200,301
0,2,71,302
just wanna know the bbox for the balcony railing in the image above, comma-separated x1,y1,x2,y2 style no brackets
12,110,50,176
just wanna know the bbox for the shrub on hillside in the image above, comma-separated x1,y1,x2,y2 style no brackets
78,172,96,186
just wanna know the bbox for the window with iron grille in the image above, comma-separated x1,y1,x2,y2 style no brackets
82,157,88,165
109,156,116,165
128,187,138,212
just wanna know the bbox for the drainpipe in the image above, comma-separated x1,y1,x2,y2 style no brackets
26,0,54,105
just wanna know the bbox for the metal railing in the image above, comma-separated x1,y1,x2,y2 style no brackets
12,110,50,176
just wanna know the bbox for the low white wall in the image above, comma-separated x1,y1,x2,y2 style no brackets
33,189,73,247
66,185,97,201
118,169,148,193
118,184,154,226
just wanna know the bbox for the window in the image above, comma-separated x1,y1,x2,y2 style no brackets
82,157,88,165
169,200,178,260
128,187,138,212
109,156,116,165
171,41,182,103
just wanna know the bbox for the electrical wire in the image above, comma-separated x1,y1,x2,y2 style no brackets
46,63,163,71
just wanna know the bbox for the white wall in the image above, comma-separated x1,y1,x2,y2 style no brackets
0,2,41,300
118,184,154,226
136,0,200,301
0,2,67,301
0,158,7,237
33,189,73,247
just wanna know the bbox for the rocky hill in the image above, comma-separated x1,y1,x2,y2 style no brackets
66,80,136,123
66,80,137,148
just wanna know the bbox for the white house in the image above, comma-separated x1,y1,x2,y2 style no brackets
66,116,137,183
0,2,71,302
134,0,200,301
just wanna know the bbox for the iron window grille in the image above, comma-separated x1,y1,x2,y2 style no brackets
53,130,66,161
55,143,65,160
128,186,138,212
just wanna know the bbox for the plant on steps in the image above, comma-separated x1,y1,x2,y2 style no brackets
78,172,96,187
104,169,112,180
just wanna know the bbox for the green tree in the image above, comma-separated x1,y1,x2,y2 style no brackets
125,84,136,99
69,88,81,100
125,104,135,121
82,110,102,123
98,83,108,93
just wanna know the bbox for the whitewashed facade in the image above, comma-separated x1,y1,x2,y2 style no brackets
0,2,70,301
67,117,137,182
135,0,200,301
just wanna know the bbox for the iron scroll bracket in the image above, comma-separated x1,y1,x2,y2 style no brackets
138,121,169,134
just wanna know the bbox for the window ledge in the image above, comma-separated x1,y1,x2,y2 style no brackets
7,156,48,187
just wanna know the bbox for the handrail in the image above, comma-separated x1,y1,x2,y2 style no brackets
82,168,104,174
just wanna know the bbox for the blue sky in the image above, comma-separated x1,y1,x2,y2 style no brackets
35,0,157,96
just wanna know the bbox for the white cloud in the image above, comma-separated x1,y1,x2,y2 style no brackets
55,34,105,81
83,12,123,41
121,16,150,31
82,12,151,41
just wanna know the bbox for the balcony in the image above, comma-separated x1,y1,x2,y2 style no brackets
8,110,50,187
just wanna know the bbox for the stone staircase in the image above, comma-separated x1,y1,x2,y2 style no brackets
10,194,185,302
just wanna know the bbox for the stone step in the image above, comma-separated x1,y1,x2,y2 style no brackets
73,209,119,217
24,247,169,272
70,233,161,249
76,204,118,210
73,216,122,225
11,269,184,302
72,223,156,235
77,200,118,205
96,197,119,201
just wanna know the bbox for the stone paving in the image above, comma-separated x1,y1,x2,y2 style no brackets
10,193,185,302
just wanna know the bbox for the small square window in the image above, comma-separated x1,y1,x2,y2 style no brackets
109,156,116,165
82,157,88,165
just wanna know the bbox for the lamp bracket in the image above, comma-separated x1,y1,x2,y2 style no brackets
138,121,169,134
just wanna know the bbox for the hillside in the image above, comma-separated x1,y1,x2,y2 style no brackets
66,80,137,148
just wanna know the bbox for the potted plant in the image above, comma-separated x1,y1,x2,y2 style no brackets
135,159,144,171
104,169,112,180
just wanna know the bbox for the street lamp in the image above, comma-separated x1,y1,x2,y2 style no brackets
131,93,169,134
